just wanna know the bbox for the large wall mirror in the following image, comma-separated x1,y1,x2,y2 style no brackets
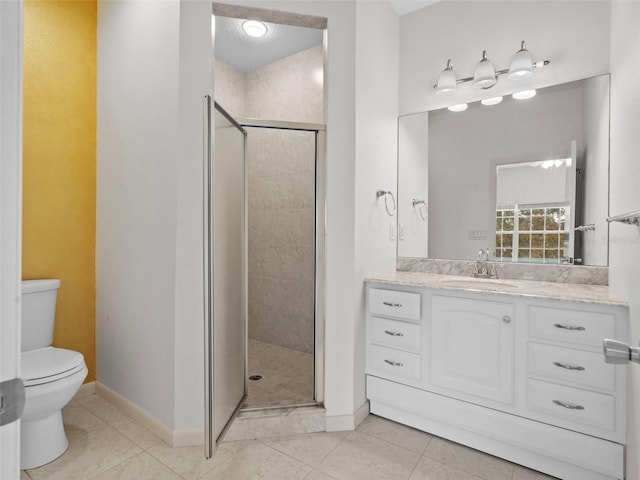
397,74,610,267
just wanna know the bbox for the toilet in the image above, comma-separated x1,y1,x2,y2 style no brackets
20,279,88,470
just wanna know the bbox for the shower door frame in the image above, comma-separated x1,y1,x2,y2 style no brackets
239,118,326,407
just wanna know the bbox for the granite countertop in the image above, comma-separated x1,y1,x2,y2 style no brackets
365,271,629,307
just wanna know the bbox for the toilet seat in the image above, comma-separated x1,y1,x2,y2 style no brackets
22,347,85,387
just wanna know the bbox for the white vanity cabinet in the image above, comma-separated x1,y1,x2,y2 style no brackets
430,295,515,405
365,279,629,480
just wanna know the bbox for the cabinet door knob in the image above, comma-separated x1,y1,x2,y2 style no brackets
553,399,585,410
502,315,511,324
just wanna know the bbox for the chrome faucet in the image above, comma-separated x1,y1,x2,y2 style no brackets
472,248,497,279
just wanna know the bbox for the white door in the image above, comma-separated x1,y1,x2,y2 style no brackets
1,1,24,478
431,295,515,404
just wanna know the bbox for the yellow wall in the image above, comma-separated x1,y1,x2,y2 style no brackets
23,0,97,382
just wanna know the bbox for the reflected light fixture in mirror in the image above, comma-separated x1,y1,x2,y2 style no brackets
481,96,503,106
242,20,268,37
513,89,536,100
447,103,468,112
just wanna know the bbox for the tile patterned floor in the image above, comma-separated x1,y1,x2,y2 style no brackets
246,338,314,408
22,394,558,480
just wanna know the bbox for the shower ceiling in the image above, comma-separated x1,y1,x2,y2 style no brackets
214,15,323,73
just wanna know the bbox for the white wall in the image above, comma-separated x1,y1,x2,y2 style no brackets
98,0,394,435
353,0,399,412
399,1,611,115
580,74,610,266
97,0,180,428
174,0,213,432
608,2,640,478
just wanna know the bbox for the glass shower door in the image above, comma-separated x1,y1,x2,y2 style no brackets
203,97,247,457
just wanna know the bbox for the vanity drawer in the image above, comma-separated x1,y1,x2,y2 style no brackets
370,317,421,351
368,288,421,322
368,344,421,381
527,379,615,432
528,306,615,347
528,342,615,391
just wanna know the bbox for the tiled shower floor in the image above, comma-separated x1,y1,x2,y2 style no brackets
245,338,314,408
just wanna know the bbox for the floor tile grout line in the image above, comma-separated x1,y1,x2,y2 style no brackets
191,440,253,480
421,438,515,480
356,428,428,459
256,430,349,471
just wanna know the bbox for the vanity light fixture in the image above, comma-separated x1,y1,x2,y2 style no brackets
433,40,549,94
508,41,534,79
447,103,468,112
512,89,536,100
435,59,457,95
242,20,268,38
481,96,503,106
473,51,497,89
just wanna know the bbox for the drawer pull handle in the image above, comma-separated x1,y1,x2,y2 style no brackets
553,323,586,331
553,400,585,410
384,330,404,337
553,361,585,371
384,359,403,367
383,301,403,307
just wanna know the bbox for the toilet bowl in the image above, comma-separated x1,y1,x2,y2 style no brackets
20,279,88,470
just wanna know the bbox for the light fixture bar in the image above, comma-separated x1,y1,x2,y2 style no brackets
432,60,550,90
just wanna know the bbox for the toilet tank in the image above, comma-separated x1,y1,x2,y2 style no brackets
21,279,61,352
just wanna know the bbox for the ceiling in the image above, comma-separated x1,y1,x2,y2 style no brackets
388,0,440,16
214,1,439,73
214,16,323,73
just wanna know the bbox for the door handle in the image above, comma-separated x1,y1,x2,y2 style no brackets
603,339,640,365
0,378,25,426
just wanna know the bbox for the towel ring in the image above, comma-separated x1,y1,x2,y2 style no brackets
376,190,396,217
412,198,427,221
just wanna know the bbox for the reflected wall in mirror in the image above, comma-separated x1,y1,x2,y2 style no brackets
397,74,610,266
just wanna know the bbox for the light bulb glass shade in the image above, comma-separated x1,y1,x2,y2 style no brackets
513,89,537,100
436,59,456,95
473,51,497,89
481,96,503,106
447,103,468,112
508,41,534,80
242,20,268,37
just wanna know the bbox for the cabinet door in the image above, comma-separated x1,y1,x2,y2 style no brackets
431,295,515,404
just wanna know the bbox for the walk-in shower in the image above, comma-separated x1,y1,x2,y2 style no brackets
205,5,326,450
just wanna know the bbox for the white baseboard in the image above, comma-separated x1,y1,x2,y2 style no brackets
354,400,370,428
95,382,203,447
173,428,204,447
72,381,96,401
326,400,370,432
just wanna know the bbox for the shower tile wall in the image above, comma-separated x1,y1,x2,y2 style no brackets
247,127,316,353
214,45,323,354
244,45,323,123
